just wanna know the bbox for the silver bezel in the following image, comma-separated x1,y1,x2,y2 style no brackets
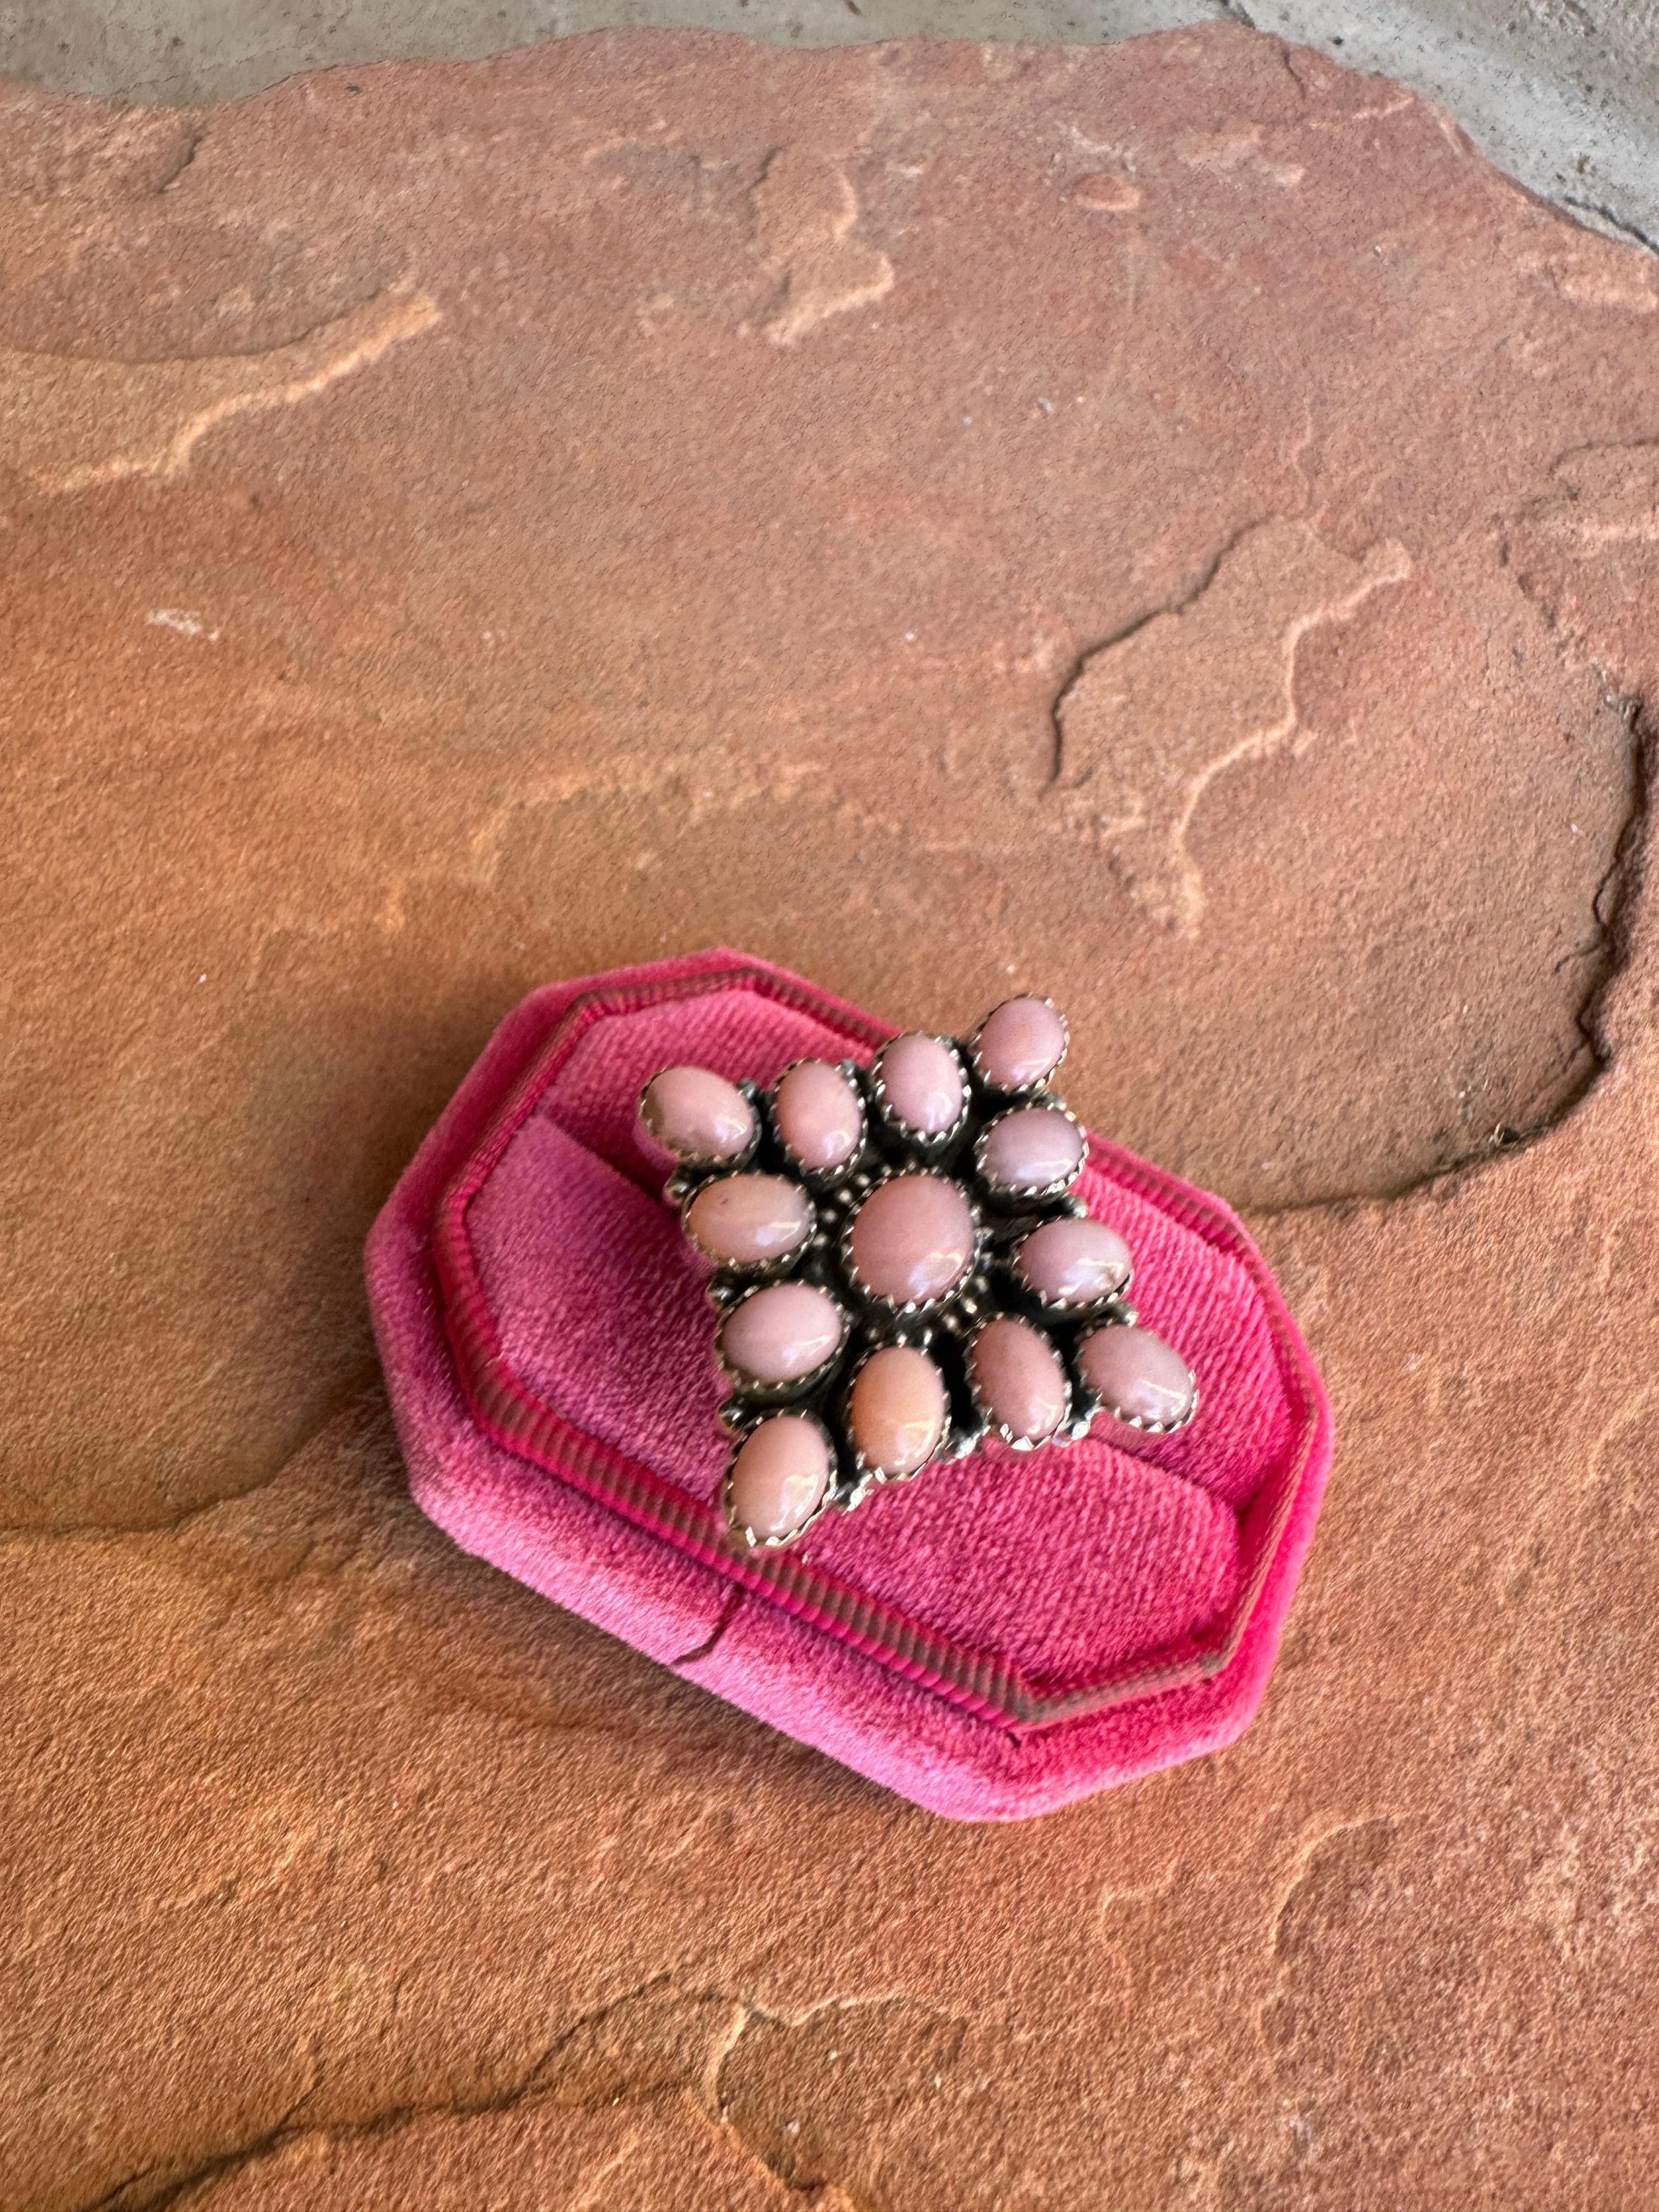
973,1100,1088,1207
967,994,1070,1099
866,1033,973,1159
840,1340,953,1487
839,1167,987,1323
721,1408,839,1549
653,1001,1204,1552
963,1314,1073,1452
681,1170,818,1279
636,1068,761,1175
713,1278,851,1406
1006,1218,1136,1324
1074,1325,1200,1438
766,1056,870,1188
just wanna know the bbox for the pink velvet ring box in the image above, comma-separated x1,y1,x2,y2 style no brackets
365,951,1333,1820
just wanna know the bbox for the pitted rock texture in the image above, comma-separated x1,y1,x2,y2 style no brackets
2,26,1658,2210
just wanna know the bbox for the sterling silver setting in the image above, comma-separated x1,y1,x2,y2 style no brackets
837,1166,988,1325
722,1406,840,1550
1071,1327,1203,1438
972,1099,1089,1209
1002,1220,1136,1327
766,1055,871,1189
866,1034,973,1160
678,1170,816,1279
638,998,1199,1548
650,1075,764,1202
836,1340,956,1491
962,1316,1075,1453
967,993,1070,1101
713,1282,851,1410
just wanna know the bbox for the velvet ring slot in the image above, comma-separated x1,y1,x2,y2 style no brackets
365,950,1334,1820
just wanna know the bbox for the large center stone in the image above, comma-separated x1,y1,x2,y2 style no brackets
847,1173,975,1307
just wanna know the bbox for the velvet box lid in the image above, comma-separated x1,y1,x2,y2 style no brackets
365,951,1333,1820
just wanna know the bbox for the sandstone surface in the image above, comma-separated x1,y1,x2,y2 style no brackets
2,26,1657,2208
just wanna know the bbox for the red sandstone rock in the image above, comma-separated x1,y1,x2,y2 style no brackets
2,23,1658,2211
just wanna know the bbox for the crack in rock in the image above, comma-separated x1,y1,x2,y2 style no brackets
1253,693,1650,1219
1051,518,1413,932
0,279,441,494
1505,443,1659,695
1561,196,1659,262
714,1992,989,2205
1256,1816,1401,2079
85,1981,760,2211
0,1377,386,1540
752,147,893,346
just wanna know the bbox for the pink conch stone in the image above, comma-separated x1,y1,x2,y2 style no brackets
727,1415,831,1542
719,1280,845,1385
1014,1216,1133,1306
849,1345,949,1478
975,996,1068,1091
685,1173,812,1267
848,1174,975,1306
639,1065,755,1163
980,1107,1085,1193
774,1059,864,1171
876,1032,964,1137
969,1316,1069,1444
1078,1324,1197,1429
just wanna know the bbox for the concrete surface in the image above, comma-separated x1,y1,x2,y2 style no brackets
1,0,1657,248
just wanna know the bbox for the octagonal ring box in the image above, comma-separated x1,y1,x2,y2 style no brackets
365,950,1333,1821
